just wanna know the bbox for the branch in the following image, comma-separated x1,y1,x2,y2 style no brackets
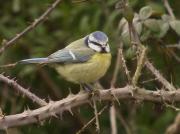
110,104,117,134
163,0,176,20
166,113,180,134
110,44,124,134
119,47,131,82
1,86,180,129
76,105,109,134
110,47,122,87
115,106,132,134
145,61,176,91
0,0,63,54
0,74,47,106
132,46,147,85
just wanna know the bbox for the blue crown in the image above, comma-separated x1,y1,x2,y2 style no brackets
92,31,108,42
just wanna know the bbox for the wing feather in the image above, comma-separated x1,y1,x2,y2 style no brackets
47,48,95,64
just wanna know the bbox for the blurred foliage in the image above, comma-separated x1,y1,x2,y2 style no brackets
0,0,180,134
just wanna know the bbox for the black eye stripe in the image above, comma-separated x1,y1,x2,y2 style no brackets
89,41,102,47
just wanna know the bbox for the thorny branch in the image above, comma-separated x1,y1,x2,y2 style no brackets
163,0,176,20
0,74,47,106
132,46,147,86
166,113,180,134
0,86,180,129
145,61,176,91
119,47,131,82
76,105,109,134
0,0,63,54
0,0,179,132
162,1,180,134
109,46,122,134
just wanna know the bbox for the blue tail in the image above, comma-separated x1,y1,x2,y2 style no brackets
19,58,48,64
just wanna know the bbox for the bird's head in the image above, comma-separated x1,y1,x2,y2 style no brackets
85,31,110,53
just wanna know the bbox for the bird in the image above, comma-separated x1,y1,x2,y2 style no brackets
19,31,111,91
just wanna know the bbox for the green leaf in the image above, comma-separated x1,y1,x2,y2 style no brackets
156,20,169,38
118,17,128,32
125,47,136,59
169,20,180,36
161,14,172,22
139,6,153,20
144,19,160,33
121,31,131,48
140,29,151,41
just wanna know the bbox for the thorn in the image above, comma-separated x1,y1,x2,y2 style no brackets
67,107,73,116
26,106,31,113
78,89,86,95
12,77,16,81
39,120,45,126
67,88,75,98
48,96,54,104
51,112,59,118
2,39,7,46
111,91,120,106
88,100,93,108
1,72,5,75
0,108,5,118
16,34,20,37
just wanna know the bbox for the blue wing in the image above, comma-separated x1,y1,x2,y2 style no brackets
19,48,95,64
48,48,95,63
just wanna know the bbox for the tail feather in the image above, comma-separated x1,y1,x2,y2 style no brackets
19,58,49,64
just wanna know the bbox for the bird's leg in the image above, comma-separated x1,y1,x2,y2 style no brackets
81,83,94,92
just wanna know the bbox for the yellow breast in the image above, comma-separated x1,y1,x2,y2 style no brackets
55,53,111,83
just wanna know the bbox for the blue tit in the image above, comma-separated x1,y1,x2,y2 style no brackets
19,31,111,91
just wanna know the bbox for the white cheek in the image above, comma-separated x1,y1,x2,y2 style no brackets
88,43,101,52
105,45,110,52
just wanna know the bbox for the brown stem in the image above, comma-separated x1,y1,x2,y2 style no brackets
1,86,180,129
145,61,176,91
0,74,47,106
0,0,63,54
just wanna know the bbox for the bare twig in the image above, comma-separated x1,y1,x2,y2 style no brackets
72,0,89,3
166,113,180,134
145,61,176,91
140,78,158,84
119,48,131,82
0,63,17,68
116,106,132,134
0,74,47,106
132,46,147,85
162,1,180,133
170,51,180,63
92,96,100,133
163,0,176,20
0,0,63,54
110,44,124,134
110,104,117,134
76,105,108,134
110,48,122,87
166,44,180,49
1,86,180,129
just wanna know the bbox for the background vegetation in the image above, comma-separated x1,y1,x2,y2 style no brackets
0,0,180,134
